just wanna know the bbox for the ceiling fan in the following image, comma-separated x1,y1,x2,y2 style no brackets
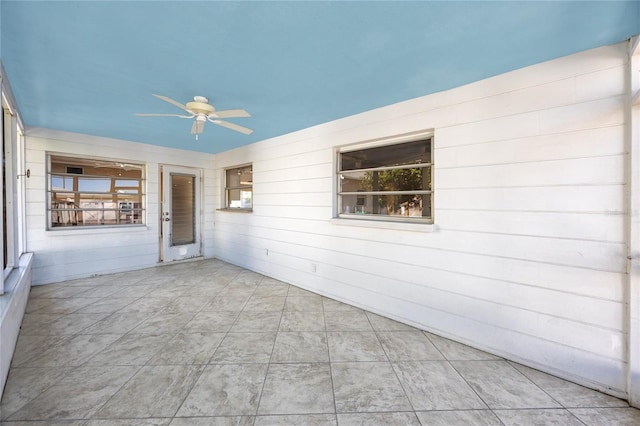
135,94,253,140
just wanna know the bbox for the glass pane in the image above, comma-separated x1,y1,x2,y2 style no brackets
49,155,145,228
77,177,111,192
226,165,253,188
171,174,195,245
115,179,139,187
51,175,74,190
341,139,431,171
341,167,429,192
341,193,431,218
227,188,252,209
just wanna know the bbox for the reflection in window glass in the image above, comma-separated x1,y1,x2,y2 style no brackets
225,165,252,209
48,155,144,228
338,138,433,221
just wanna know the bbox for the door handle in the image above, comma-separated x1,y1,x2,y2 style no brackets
164,217,170,221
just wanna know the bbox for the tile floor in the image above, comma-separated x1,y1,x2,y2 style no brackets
2,259,640,425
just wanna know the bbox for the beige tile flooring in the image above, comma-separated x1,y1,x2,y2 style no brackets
2,259,640,425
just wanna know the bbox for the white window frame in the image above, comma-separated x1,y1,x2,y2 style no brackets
46,154,146,230
1,63,27,294
223,164,253,211
336,130,434,224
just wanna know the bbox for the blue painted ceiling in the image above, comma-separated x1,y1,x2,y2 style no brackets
2,1,639,153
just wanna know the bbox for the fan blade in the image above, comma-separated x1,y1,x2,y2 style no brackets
210,119,253,135
210,109,251,119
134,113,194,118
191,119,205,135
152,94,191,113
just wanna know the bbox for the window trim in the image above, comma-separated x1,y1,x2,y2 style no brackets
46,153,146,230
336,130,434,224
222,163,253,212
1,61,26,295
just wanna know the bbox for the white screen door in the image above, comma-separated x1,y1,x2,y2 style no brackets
161,165,201,261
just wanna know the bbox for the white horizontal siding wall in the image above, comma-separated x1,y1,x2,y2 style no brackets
25,129,216,284
214,41,630,396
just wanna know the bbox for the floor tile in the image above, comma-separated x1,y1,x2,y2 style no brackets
233,271,264,286
26,297,98,314
86,419,172,426
10,335,69,367
279,310,325,332
183,310,240,332
24,334,122,367
415,410,502,425
324,311,372,331
75,297,139,314
204,296,250,311
230,311,282,332
258,363,334,415
322,298,362,313
331,362,411,413
117,297,172,313
217,283,258,298
29,285,92,299
16,313,65,335
5,259,638,426
326,331,387,362
286,287,318,297
177,364,268,416
253,280,290,297
510,362,629,408
1,420,86,425
76,285,121,298
393,361,487,410
160,296,212,313
81,311,153,334
150,332,225,365
130,312,196,334
271,332,329,363
366,312,417,331
0,367,73,420
426,332,502,361
112,284,154,298
6,366,139,420
254,414,336,425
211,332,277,363
85,333,174,366
376,330,444,361
29,313,108,335
494,408,584,425
451,360,561,409
284,295,323,311
569,407,640,425
95,365,204,418
244,296,287,311
170,417,254,426
337,412,420,425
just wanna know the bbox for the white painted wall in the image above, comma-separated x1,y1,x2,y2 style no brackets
213,41,631,397
25,129,216,284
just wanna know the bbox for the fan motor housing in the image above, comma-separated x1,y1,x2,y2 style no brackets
186,101,214,115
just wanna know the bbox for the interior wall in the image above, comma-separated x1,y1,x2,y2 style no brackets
25,129,216,285
213,41,629,397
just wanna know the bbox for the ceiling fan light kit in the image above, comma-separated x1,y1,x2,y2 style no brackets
135,94,253,140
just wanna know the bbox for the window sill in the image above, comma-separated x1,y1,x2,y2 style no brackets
217,208,253,213
46,224,148,235
330,217,435,233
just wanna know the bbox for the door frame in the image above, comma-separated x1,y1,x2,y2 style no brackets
159,164,203,262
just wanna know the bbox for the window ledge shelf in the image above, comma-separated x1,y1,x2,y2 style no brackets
46,225,149,235
216,208,253,213
330,217,435,233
